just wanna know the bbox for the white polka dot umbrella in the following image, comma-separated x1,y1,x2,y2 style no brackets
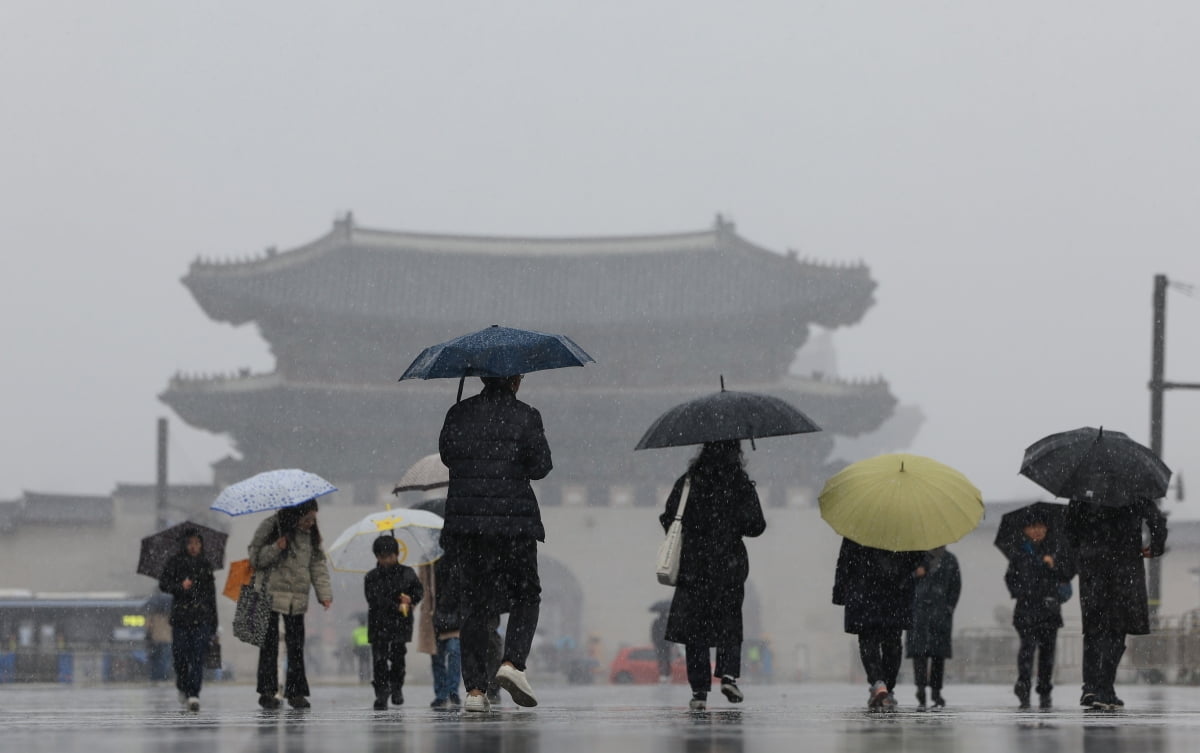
210,469,338,516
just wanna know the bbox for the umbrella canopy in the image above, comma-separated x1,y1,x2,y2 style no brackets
210,469,337,516
410,497,447,517
326,508,445,573
392,453,450,494
634,385,821,450
818,453,984,552
993,501,1068,559
1019,426,1172,507
137,521,227,579
399,324,594,380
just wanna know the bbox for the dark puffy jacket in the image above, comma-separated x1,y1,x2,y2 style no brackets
365,563,424,644
158,552,218,629
832,538,924,634
1005,538,1069,630
439,382,553,540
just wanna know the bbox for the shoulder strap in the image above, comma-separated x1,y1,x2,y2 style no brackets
673,478,692,521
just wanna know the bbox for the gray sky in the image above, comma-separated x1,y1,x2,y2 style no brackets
3,2,1199,505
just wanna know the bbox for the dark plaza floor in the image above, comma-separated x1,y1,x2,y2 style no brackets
2,681,1199,753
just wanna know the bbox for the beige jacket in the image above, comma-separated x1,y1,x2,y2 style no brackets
248,514,333,615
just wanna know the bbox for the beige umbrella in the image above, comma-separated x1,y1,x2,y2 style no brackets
392,453,450,494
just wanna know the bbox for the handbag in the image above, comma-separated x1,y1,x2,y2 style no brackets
655,478,691,586
222,559,254,601
232,571,272,647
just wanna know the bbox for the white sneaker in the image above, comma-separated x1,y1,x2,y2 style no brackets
495,664,538,708
187,697,200,712
463,693,491,713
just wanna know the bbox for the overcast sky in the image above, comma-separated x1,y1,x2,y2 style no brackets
3,2,1199,507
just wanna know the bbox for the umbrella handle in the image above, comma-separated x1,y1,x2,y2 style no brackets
456,375,465,403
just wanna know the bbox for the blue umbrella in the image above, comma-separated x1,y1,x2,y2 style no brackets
399,325,594,381
210,469,337,516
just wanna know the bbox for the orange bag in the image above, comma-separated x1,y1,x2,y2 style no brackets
223,559,254,601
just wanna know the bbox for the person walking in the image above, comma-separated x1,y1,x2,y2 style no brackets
905,547,961,709
659,439,766,711
1064,497,1166,710
439,374,552,711
1005,514,1072,709
247,498,334,710
158,528,218,712
364,535,423,709
833,538,924,709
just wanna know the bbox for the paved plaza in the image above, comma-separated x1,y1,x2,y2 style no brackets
2,682,1199,753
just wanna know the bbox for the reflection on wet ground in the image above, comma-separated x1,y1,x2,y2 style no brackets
1,682,1197,753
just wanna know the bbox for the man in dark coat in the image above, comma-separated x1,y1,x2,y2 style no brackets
833,538,924,709
439,374,552,711
1005,514,1072,709
905,547,961,709
1064,497,1167,710
364,535,423,709
158,529,218,711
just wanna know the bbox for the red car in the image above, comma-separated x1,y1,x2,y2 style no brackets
608,645,706,685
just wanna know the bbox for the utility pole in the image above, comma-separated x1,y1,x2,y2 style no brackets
1148,274,1200,624
156,417,168,530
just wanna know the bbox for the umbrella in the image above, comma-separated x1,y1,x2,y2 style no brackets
634,379,821,450
818,453,984,552
137,521,228,579
392,453,450,494
411,497,447,517
993,501,1068,559
326,508,445,573
399,324,594,381
1019,426,1172,506
210,469,337,516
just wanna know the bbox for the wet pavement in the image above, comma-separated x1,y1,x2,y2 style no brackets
2,682,1199,753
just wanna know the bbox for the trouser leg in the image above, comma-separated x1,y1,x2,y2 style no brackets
929,657,945,691
459,607,491,693
282,613,309,698
685,644,711,693
1036,629,1057,695
388,641,407,691
858,633,883,686
1016,630,1035,689
485,619,502,695
498,539,541,672
256,612,281,695
880,631,903,692
713,644,741,679
912,657,929,688
372,642,390,698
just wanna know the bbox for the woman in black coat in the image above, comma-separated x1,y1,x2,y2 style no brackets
832,538,924,709
1065,497,1166,709
158,528,218,711
659,440,765,711
904,547,961,708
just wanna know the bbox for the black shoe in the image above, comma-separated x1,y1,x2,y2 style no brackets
689,692,707,711
1101,694,1124,709
373,698,388,711
1015,684,1031,710
1080,692,1102,709
931,690,945,708
916,687,927,709
258,694,281,710
1038,694,1052,710
719,676,744,704
448,694,462,707
391,689,404,706
287,696,311,709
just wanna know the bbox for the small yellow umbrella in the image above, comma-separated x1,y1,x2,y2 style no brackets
818,453,984,552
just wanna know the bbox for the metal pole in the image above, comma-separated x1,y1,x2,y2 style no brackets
156,417,168,530
1148,274,1167,623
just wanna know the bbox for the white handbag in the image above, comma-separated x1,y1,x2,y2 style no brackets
655,478,691,586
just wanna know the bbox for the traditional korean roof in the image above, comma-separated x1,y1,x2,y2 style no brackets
182,215,875,330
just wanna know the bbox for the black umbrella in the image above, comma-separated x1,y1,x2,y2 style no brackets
410,497,447,518
993,501,1068,558
1019,426,1172,507
137,521,227,580
634,378,821,450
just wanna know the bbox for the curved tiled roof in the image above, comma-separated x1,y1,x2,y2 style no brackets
182,217,875,329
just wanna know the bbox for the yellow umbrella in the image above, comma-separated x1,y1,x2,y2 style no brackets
818,453,984,551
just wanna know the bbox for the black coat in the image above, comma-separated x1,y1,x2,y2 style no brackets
1005,538,1069,631
832,539,924,635
158,552,218,629
660,471,765,647
364,563,424,644
905,550,961,659
1065,498,1167,636
439,383,553,540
